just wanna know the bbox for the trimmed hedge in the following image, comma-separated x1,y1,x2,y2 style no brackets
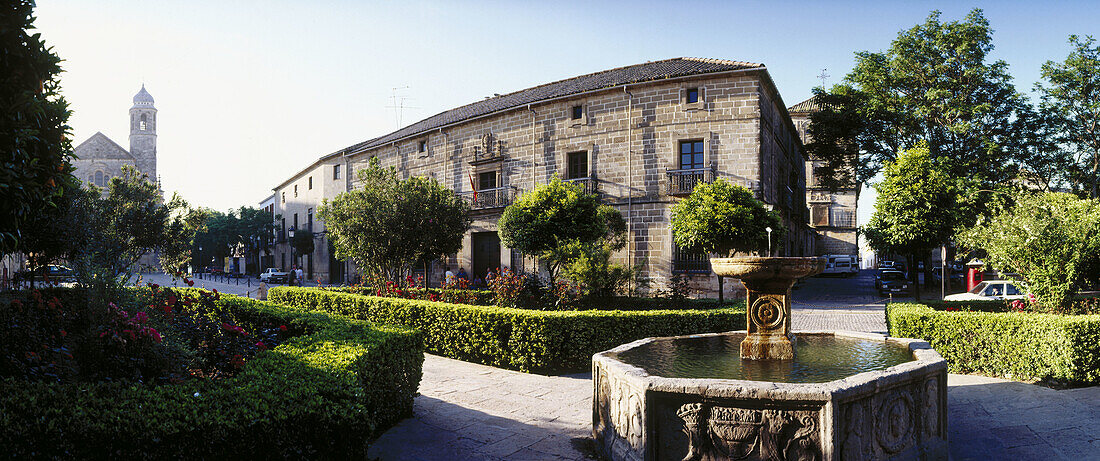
324,286,496,305
0,289,424,459
319,286,733,310
270,286,745,373
887,302,1100,384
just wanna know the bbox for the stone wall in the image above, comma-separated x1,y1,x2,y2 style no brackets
344,71,812,295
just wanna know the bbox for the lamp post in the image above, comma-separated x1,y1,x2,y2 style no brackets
765,227,773,256
288,227,296,270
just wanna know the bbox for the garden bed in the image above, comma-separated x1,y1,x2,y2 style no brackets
0,288,423,458
269,286,745,373
887,302,1100,384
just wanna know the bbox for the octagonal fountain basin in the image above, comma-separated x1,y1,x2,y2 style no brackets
592,331,947,461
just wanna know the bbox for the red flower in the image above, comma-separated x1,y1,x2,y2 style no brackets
186,279,194,287
255,341,267,350
279,325,288,332
59,329,67,337
230,355,245,369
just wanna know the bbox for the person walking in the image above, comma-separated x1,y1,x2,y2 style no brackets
288,266,297,286
295,266,305,286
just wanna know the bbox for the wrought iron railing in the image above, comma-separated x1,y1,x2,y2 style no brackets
808,191,831,203
460,186,517,210
672,247,711,273
666,168,714,196
563,177,597,195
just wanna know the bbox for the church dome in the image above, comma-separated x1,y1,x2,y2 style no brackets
132,84,154,107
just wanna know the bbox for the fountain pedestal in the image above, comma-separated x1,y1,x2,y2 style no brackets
711,257,825,360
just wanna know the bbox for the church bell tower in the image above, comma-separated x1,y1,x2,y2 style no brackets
129,84,157,181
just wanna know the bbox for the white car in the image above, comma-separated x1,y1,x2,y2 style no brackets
944,281,1027,301
259,267,289,284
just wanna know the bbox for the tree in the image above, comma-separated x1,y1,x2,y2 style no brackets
863,146,974,299
498,176,625,283
807,9,1027,192
671,179,783,257
1035,35,1100,198
670,178,783,302
69,167,204,289
319,158,471,280
190,207,274,273
0,1,73,253
960,192,1100,312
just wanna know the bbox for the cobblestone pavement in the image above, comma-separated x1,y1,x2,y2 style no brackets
791,271,890,334
138,272,319,298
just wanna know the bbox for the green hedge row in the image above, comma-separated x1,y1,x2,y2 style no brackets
270,286,745,373
887,302,1100,384
0,289,424,459
323,286,496,305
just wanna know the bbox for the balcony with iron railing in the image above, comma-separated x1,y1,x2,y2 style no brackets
563,176,598,195
666,168,714,196
459,186,518,211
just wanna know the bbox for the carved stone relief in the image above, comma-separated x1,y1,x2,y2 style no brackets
672,402,820,461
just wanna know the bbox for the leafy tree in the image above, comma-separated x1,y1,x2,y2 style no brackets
1035,35,1100,198
671,178,783,257
807,9,1026,192
863,146,974,299
290,229,315,261
190,207,274,273
17,175,84,280
960,192,1100,312
498,176,625,283
69,167,204,288
670,178,783,302
319,158,470,280
0,1,73,253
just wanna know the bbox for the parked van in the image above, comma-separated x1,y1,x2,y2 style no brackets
821,255,859,276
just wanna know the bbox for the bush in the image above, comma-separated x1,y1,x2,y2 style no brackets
887,302,1100,384
269,286,745,373
323,285,495,305
0,289,423,458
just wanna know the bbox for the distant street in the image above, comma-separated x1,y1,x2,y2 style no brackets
791,270,889,334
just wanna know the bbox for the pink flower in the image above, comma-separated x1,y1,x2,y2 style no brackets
147,328,162,342
255,341,267,350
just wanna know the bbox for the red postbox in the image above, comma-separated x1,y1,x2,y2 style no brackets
966,260,984,292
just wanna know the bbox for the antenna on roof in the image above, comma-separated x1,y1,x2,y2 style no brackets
817,68,830,88
386,86,418,128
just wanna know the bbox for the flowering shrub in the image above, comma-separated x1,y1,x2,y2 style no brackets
0,290,77,382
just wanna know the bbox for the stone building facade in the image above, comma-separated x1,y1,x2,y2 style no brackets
269,153,349,283
72,85,158,188
325,58,814,295
789,96,860,259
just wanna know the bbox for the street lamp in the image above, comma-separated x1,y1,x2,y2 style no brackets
288,227,296,271
765,227,773,256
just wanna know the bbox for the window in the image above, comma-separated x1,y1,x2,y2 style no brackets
418,140,427,153
281,218,286,240
294,185,298,197
333,164,341,180
307,208,313,232
566,151,588,180
293,213,298,230
94,171,104,187
686,87,699,104
308,176,313,190
679,140,704,170
571,105,583,120
478,171,497,190
281,192,286,203
673,243,710,273
139,114,147,131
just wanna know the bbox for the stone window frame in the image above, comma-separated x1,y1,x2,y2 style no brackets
417,137,430,158
308,175,313,190
665,130,715,173
568,101,590,129
555,141,597,180
681,85,705,111
333,164,341,180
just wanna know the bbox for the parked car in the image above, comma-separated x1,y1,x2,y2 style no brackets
13,265,76,283
259,267,289,284
820,255,859,277
876,270,909,295
944,280,1027,301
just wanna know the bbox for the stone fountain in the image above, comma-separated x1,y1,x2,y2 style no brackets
593,256,948,461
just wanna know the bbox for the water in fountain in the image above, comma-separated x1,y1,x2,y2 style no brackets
608,333,914,383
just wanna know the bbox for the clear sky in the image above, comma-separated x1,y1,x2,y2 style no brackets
34,0,1100,224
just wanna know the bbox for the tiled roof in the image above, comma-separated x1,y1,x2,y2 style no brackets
787,95,824,113
347,57,764,154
